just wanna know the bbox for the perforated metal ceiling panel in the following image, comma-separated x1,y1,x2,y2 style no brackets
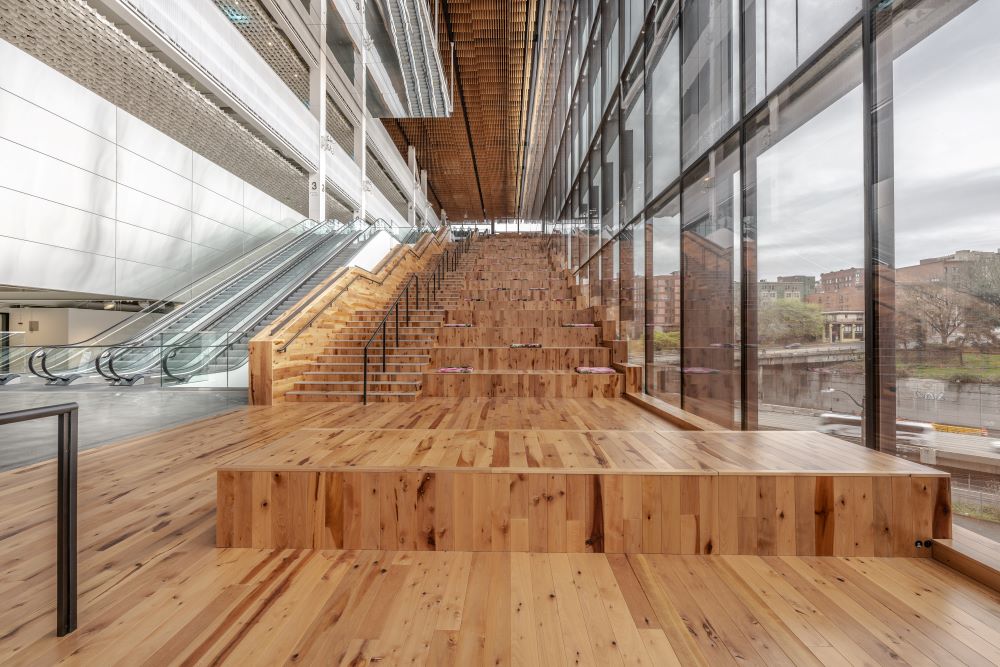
384,0,538,220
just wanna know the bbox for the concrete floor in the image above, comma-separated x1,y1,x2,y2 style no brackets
0,384,246,471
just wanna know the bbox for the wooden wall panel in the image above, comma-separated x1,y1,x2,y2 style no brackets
218,470,950,557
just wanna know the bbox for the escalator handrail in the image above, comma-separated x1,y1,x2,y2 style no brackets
27,219,344,382
97,223,361,383
157,227,377,382
112,225,377,383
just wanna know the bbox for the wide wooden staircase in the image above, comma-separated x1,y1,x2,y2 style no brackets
284,232,623,401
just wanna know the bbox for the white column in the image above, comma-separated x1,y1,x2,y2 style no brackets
309,0,328,221
359,0,368,224
408,145,418,228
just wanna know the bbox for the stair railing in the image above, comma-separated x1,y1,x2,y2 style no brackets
362,232,474,404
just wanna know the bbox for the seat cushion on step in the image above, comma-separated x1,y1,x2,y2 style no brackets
438,366,473,373
575,366,616,374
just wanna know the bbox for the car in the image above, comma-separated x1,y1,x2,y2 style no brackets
992,440,1000,452
784,343,802,349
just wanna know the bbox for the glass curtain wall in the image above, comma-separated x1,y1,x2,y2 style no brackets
744,28,865,441
681,135,741,428
533,0,1000,542
647,191,682,403
874,0,1000,507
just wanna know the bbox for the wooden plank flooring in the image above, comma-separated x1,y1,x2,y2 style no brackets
0,398,993,664
223,427,945,475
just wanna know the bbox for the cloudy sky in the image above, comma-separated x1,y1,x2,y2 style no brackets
754,0,1000,280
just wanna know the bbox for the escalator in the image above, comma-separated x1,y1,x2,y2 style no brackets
25,219,397,386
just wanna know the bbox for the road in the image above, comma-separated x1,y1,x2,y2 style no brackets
757,406,1000,460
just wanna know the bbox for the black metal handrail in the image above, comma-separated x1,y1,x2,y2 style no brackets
275,227,452,353
361,233,475,403
0,403,78,637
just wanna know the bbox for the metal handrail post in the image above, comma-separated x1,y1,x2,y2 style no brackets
0,403,78,636
395,303,399,347
382,321,387,372
363,348,368,404
57,407,77,637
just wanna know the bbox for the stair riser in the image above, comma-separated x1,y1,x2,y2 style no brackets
428,347,610,370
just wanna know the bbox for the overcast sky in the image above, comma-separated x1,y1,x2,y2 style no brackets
753,0,1000,280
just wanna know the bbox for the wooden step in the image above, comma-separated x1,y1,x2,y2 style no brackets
438,326,601,347
442,309,591,327
285,390,418,402
293,379,423,392
428,346,610,370
421,369,624,398
933,526,1000,591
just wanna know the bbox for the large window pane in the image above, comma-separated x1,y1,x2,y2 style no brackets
743,0,861,108
681,0,740,167
621,59,644,223
620,221,645,365
601,98,620,236
647,193,682,404
681,133,741,427
876,0,1000,542
645,6,680,200
745,28,864,441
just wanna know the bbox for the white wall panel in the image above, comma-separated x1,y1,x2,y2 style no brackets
0,89,116,179
117,147,193,209
0,186,116,256
0,41,306,299
115,259,189,300
0,137,116,217
0,40,116,141
116,185,192,241
191,243,230,276
192,214,247,251
192,184,244,231
116,109,192,177
243,183,279,220
193,153,243,203
116,222,193,272
0,239,116,295
244,210,286,239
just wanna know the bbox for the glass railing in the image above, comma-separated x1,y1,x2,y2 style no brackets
159,330,251,388
23,219,351,383
0,332,27,381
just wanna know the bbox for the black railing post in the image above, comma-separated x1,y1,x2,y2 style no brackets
395,303,399,348
381,321,387,372
57,407,77,636
363,348,368,404
0,403,78,637
406,284,411,325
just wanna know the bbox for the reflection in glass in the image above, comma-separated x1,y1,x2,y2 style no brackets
620,221,645,365
645,7,680,201
876,0,1000,542
744,27,864,442
647,193,682,403
621,59,644,223
602,99,620,236
681,134,741,427
743,0,860,108
680,0,739,168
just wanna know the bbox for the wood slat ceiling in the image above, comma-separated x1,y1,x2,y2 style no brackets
384,0,538,220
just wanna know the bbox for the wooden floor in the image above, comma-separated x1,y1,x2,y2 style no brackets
1,399,997,665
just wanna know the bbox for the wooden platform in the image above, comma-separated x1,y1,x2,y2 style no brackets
2,399,996,665
217,425,950,556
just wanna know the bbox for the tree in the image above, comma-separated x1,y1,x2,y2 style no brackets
958,256,1000,347
758,299,823,346
897,282,965,346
